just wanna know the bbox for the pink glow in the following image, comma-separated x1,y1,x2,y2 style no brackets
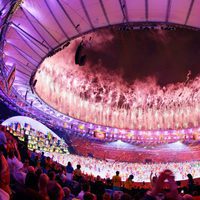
35,33,200,130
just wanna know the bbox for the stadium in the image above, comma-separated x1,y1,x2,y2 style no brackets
1,0,200,199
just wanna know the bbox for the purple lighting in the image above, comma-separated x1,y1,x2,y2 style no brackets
1,0,200,146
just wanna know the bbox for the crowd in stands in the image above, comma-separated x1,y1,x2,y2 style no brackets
1,125,200,200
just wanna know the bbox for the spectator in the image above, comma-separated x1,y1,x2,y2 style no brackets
144,169,182,200
23,159,30,173
45,157,52,171
48,171,56,181
19,145,30,163
27,166,35,173
40,152,45,168
63,187,70,200
83,192,96,200
112,191,122,200
150,171,157,188
0,152,10,200
120,193,132,200
13,188,43,200
124,175,134,193
47,181,64,200
63,186,75,200
25,170,38,191
66,162,74,181
103,192,111,200
112,171,122,191
30,149,37,165
93,175,105,200
7,150,26,184
74,164,82,182
0,126,7,157
38,173,49,200
105,178,112,189
183,194,193,200
35,168,43,180
56,168,66,186
187,174,195,194
78,182,90,200
6,139,15,154
33,155,40,168
0,126,7,145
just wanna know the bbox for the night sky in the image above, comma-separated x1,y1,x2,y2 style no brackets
83,28,200,86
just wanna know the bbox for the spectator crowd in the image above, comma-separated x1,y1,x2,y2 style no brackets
0,125,200,200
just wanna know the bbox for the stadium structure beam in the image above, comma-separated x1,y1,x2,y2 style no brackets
119,0,129,23
145,0,148,21
99,0,110,25
56,0,81,34
6,55,33,75
19,7,59,45
80,0,94,29
11,23,49,51
13,28,42,58
21,8,52,49
165,0,171,22
9,42,39,65
185,0,195,25
44,0,69,40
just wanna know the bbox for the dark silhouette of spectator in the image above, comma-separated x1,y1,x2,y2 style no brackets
13,188,43,200
113,191,123,200
45,157,52,172
63,186,75,200
35,168,43,180
25,171,38,191
83,192,96,200
78,182,90,200
47,181,64,200
103,192,111,200
120,193,132,200
0,126,7,155
48,171,56,181
30,149,36,166
40,152,45,168
93,175,105,200
187,174,195,194
105,178,112,189
0,152,10,200
38,173,49,200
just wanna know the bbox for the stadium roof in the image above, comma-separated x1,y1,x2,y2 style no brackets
2,0,200,90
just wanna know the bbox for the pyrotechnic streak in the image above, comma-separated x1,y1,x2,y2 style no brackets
35,34,200,130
